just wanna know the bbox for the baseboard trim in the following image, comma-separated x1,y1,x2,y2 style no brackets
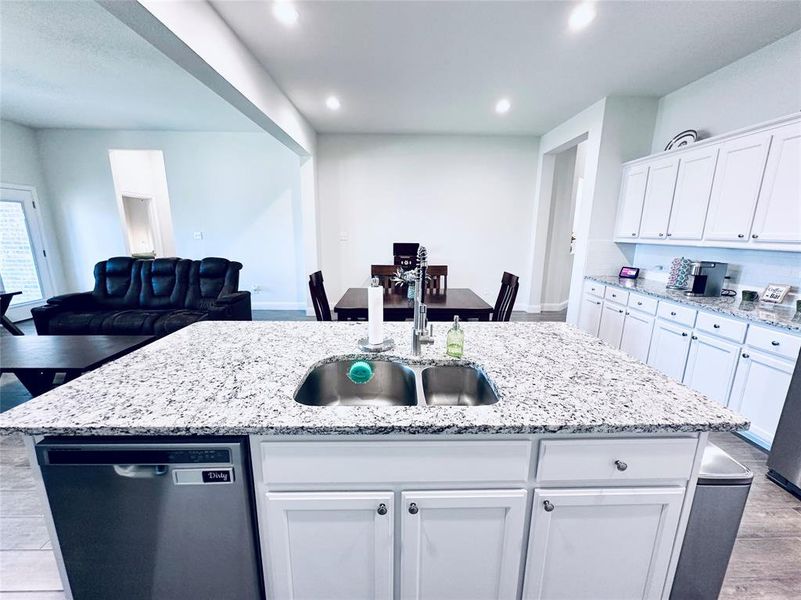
251,301,307,311
541,300,569,312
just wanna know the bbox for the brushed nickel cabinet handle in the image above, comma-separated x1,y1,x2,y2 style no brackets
737,234,745,238
543,500,555,512
614,460,628,472
742,353,750,359
377,503,388,515
408,503,419,515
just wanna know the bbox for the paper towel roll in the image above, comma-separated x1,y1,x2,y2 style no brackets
368,285,384,344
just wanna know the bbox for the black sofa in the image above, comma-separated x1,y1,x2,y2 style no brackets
32,257,251,336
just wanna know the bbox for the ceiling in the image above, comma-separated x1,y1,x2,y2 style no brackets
0,0,259,131
212,0,801,135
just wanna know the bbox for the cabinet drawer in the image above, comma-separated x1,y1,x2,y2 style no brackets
657,302,697,328
745,325,801,361
628,293,658,315
260,441,532,485
695,311,747,343
605,287,629,305
536,438,697,483
585,280,605,298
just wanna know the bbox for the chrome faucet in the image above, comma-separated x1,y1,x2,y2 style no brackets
411,246,434,355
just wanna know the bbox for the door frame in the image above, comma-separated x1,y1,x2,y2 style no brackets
0,183,55,321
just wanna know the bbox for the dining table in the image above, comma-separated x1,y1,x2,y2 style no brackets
334,288,493,321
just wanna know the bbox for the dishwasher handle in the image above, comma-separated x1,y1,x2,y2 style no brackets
113,464,169,479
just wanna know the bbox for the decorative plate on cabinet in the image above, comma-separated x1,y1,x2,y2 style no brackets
665,130,698,151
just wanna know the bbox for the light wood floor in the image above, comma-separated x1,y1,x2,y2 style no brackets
0,432,798,598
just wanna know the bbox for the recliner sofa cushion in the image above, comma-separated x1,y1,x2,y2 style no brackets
140,258,191,309
185,258,241,311
46,311,117,334
91,257,141,308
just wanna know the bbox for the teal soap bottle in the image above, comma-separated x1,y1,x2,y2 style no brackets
446,316,464,358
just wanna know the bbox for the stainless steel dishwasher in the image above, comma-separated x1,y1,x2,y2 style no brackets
36,437,264,600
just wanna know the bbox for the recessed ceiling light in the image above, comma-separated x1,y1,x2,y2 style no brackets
569,2,596,31
495,98,511,115
326,96,341,111
273,1,299,27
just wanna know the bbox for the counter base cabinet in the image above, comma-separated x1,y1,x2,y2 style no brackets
578,295,603,336
523,487,685,600
263,491,394,600
648,320,692,381
598,302,626,348
729,351,795,447
620,309,655,363
683,333,740,406
400,490,527,600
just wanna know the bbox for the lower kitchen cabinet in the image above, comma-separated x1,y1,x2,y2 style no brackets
620,309,655,362
578,294,603,336
400,489,527,600
598,301,626,348
263,491,394,600
729,350,795,446
683,332,740,406
647,320,692,380
522,487,685,600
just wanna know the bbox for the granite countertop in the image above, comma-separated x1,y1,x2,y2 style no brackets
0,321,747,436
587,275,801,333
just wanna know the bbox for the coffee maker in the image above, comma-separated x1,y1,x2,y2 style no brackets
684,261,728,297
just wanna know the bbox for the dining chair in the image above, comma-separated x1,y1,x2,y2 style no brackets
492,272,519,322
308,271,332,321
426,265,448,292
371,264,449,294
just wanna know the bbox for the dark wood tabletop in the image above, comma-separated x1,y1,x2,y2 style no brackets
334,288,492,321
1,335,153,397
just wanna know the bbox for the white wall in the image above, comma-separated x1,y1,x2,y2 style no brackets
651,30,801,153
316,134,540,306
0,119,66,293
36,129,305,308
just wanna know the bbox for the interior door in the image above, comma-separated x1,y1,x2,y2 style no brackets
523,487,685,600
750,121,801,243
705,132,771,242
638,158,679,240
667,147,718,240
683,332,740,406
0,185,54,321
614,165,649,240
263,491,394,600
400,489,527,600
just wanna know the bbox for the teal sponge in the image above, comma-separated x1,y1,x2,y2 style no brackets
347,361,374,384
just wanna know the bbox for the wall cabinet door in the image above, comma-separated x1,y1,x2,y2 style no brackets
647,319,692,380
729,350,794,447
400,489,527,600
263,491,394,600
522,487,684,600
614,164,649,240
705,132,771,242
683,332,740,406
578,294,603,336
598,301,626,349
667,147,718,240
620,309,655,362
751,122,801,244
639,158,679,239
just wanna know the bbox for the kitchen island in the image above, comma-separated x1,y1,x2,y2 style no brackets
0,321,747,600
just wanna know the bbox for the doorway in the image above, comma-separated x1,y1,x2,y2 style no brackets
0,184,54,321
539,140,587,314
121,194,158,258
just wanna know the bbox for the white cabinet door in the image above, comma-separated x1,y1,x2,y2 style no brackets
683,332,740,406
620,309,655,362
751,122,801,244
647,319,692,380
264,491,394,600
578,294,603,336
401,489,527,600
598,301,626,349
705,132,771,242
667,146,718,240
639,158,679,240
614,164,649,240
729,350,795,447
522,487,685,600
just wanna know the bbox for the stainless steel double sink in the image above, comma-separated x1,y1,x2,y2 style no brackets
294,360,499,407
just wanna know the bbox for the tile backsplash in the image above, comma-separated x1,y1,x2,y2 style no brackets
632,245,801,305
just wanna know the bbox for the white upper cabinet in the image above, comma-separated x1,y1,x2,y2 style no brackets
751,121,801,244
614,164,649,240
400,489,527,600
704,131,772,242
639,158,679,239
667,146,719,240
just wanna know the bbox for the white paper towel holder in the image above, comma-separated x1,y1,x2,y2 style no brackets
357,337,395,353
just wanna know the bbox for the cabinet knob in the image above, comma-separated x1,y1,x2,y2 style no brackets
752,234,759,239
377,503,388,515
625,311,630,315
670,311,677,316
408,503,419,515
681,332,688,337
614,460,628,472
543,500,555,512
742,353,750,359
596,301,601,305
631,232,637,237
618,309,624,314
637,301,643,306
691,335,698,340
713,324,720,329
737,234,745,238
666,233,672,237
771,340,780,346
658,233,664,237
